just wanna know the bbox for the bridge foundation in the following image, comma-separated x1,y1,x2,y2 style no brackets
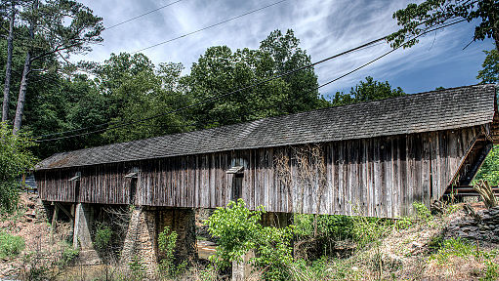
73,203,103,265
121,207,197,277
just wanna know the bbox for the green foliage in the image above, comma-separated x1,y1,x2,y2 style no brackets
412,202,432,222
429,237,495,265
291,257,364,281
318,215,355,241
158,226,177,261
206,199,294,280
293,214,315,237
332,76,405,106
0,231,25,259
443,203,461,216
388,0,499,51
474,145,499,186
25,266,51,281
206,199,264,268
185,29,326,130
158,226,186,278
351,216,389,249
196,264,218,281
317,215,355,255
481,260,499,281
427,236,499,279
477,48,499,83
3,27,328,159
95,53,190,143
256,226,295,281
294,214,355,239
60,242,79,266
0,122,36,214
93,224,112,251
395,216,413,230
128,255,146,281
295,213,384,255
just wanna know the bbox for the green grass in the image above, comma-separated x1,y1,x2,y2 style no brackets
0,231,25,259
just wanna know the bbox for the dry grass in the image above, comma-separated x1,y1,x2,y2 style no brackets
424,255,485,280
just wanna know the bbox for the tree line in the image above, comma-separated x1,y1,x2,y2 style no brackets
1,0,498,162
0,1,407,159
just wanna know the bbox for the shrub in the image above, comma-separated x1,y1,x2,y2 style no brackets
206,199,294,280
94,224,112,251
60,242,79,266
395,216,412,230
206,199,264,268
197,264,218,281
158,226,186,278
412,202,432,222
294,214,314,237
317,214,355,255
430,237,475,265
352,216,389,249
318,215,355,241
129,255,146,281
0,123,36,214
256,226,294,280
0,231,25,259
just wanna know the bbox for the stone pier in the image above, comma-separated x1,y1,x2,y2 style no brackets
73,203,103,264
121,207,197,277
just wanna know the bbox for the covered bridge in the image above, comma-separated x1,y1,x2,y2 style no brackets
36,84,499,218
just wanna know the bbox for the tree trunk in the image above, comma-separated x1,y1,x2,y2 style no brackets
13,1,36,135
2,4,15,123
13,51,32,134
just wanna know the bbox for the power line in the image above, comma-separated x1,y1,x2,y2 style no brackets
35,19,466,143
104,0,185,30
317,19,466,90
36,35,388,141
132,0,289,54
38,34,393,139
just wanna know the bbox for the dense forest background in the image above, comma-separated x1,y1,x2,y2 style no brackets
0,0,497,161
0,0,412,160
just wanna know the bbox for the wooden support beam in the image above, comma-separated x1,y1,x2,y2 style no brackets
443,193,480,197
50,204,59,243
444,184,499,195
55,202,74,222
460,142,492,185
445,188,499,193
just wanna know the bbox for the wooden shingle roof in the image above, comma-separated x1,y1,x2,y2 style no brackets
37,84,497,170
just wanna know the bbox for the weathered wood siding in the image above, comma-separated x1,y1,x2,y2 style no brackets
37,168,77,202
36,126,482,217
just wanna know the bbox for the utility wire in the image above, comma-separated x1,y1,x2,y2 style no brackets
36,35,387,141
37,34,392,139
318,19,466,90
105,0,185,30
35,19,465,143
132,0,289,54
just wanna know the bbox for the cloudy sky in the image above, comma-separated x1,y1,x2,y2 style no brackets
75,0,495,97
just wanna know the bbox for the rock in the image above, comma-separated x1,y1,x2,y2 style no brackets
24,210,36,218
459,219,476,226
460,226,476,233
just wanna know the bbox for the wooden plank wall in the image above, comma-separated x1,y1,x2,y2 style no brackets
37,168,76,202
36,126,482,218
